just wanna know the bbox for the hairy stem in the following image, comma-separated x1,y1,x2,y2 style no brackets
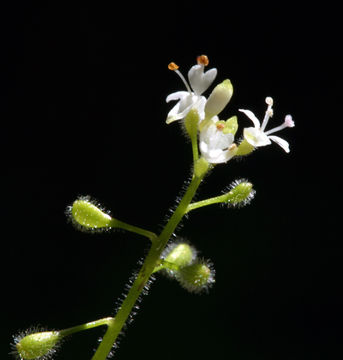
112,219,158,242
186,193,229,213
91,173,205,360
60,318,114,337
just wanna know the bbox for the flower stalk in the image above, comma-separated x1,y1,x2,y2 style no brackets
91,171,207,360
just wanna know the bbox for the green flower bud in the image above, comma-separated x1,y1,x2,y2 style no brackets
68,196,114,231
205,79,233,119
225,179,255,207
177,259,215,294
161,241,197,276
14,330,61,360
164,243,195,268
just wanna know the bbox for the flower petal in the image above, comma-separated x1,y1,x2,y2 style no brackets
199,123,235,164
166,102,193,124
268,135,290,153
243,127,271,147
193,96,206,122
239,109,261,128
188,65,217,95
166,91,189,103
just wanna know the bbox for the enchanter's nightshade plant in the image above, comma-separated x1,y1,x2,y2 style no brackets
12,55,294,360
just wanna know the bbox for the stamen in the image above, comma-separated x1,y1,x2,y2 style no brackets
216,123,225,131
265,115,294,136
197,55,209,66
260,96,274,132
265,97,273,106
229,143,237,151
284,114,295,128
168,62,179,71
168,61,192,94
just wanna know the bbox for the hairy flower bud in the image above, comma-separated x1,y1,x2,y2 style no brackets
177,259,215,294
205,79,233,118
164,243,195,268
67,196,114,231
13,330,61,360
162,241,197,276
225,179,255,207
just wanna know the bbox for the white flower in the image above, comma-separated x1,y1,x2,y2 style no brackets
166,56,217,124
239,97,295,153
199,121,237,164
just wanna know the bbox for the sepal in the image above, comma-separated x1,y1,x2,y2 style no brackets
236,138,255,156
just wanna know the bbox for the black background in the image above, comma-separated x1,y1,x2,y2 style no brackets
1,2,341,359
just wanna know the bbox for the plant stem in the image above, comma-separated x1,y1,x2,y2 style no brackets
60,317,114,337
152,260,180,273
186,193,229,213
112,219,158,242
91,172,205,360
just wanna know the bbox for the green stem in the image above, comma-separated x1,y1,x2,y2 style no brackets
91,172,205,360
111,219,157,242
152,260,181,273
186,193,229,213
60,317,113,337
190,133,199,164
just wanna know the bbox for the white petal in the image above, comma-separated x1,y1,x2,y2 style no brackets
188,65,217,95
268,135,290,153
199,139,209,155
192,96,206,122
200,145,233,164
166,91,189,103
199,123,235,164
243,127,271,147
239,109,261,128
166,102,192,124
210,131,234,151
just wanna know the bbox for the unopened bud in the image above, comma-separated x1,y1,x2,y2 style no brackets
14,330,61,360
164,242,195,268
205,79,233,118
225,179,255,207
162,241,197,277
177,259,215,294
68,196,114,231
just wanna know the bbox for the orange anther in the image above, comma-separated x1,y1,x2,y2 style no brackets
168,62,179,71
216,123,225,131
197,55,209,66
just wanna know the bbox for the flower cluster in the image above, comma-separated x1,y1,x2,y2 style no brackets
166,56,294,163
